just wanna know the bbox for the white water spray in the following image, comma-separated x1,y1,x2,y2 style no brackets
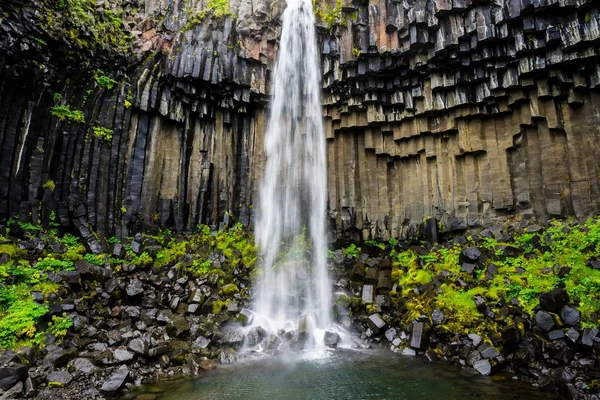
253,0,331,348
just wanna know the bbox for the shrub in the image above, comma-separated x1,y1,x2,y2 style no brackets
50,105,85,123
0,300,48,348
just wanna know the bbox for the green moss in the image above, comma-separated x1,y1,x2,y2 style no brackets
94,70,117,89
0,300,48,349
50,105,85,123
184,0,232,31
221,283,239,296
212,299,230,314
154,241,187,269
91,126,113,142
313,0,343,29
42,180,56,192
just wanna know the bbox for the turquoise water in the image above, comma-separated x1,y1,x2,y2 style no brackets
137,349,557,400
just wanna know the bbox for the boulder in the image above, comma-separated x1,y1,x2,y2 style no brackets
245,327,266,347
410,322,428,350
473,359,491,375
126,280,144,298
362,285,374,304
559,306,580,326
366,314,386,333
46,370,72,387
221,330,245,347
0,364,28,390
535,311,555,332
539,288,569,312
43,348,78,367
113,348,134,363
459,247,481,264
100,367,130,396
0,381,23,399
581,328,599,346
69,358,97,374
127,338,148,355
324,331,340,348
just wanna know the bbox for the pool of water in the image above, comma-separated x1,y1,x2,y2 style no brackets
135,348,557,400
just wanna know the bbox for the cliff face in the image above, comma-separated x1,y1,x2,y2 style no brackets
1,0,599,246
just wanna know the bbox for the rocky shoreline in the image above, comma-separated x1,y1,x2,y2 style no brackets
0,218,599,399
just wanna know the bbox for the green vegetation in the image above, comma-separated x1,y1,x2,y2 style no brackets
42,180,56,192
313,0,343,28
386,218,600,338
352,47,361,58
343,243,361,258
50,105,85,123
42,0,131,54
94,70,118,89
184,0,233,31
91,126,114,142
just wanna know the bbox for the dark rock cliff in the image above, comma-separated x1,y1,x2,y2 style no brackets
1,0,599,245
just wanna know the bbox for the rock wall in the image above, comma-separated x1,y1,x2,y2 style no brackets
1,0,599,244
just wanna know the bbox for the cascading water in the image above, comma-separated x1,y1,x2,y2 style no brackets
252,0,332,349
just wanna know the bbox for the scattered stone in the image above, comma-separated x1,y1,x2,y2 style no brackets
127,338,148,355
126,280,144,298
113,348,135,363
410,322,428,350
560,306,580,326
100,367,130,396
549,330,566,340
366,314,386,333
431,310,444,325
535,311,555,332
362,285,374,304
460,247,481,264
539,288,569,312
581,328,599,346
324,331,340,348
0,364,28,390
46,370,72,387
69,358,97,374
222,330,245,346
192,336,211,350
566,328,580,343
478,344,499,359
473,359,491,375
0,381,23,399
384,328,397,342
401,348,416,356
468,333,482,347
461,263,475,274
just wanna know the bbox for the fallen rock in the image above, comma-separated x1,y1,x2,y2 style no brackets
46,370,72,387
560,306,580,326
366,314,386,333
539,288,569,312
100,367,130,396
69,358,97,374
0,364,28,390
473,359,491,375
410,322,428,350
324,331,340,348
535,311,555,332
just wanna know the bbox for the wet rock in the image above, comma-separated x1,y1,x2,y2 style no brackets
245,327,266,347
425,349,438,362
0,381,23,399
324,331,340,348
468,333,482,347
539,288,569,312
113,348,134,363
218,349,238,364
366,314,386,333
23,377,34,398
459,247,481,264
167,315,190,337
46,370,72,386
559,306,580,326
581,328,599,346
565,328,580,343
362,285,374,303
431,310,444,325
473,359,491,375
43,348,78,367
466,350,482,367
126,280,144,298
222,330,245,347
401,348,416,356
192,336,211,350
238,308,253,325
385,328,397,342
0,364,28,390
410,322,428,350
535,311,555,332
460,263,475,274
478,344,500,359
127,338,148,355
69,358,97,374
100,367,130,396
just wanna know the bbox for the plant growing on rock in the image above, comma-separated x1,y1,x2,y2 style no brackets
50,105,85,123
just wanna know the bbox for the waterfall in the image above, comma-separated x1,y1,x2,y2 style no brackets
252,0,331,348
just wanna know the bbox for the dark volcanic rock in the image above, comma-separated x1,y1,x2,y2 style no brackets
410,322,428,350
366,314,386,333
535,311,555,332
559,306,580,326
0,364,28,390
539,289,569,312
459,247,481,264
46,370,72,386
100,367,130,396
473,359,491,376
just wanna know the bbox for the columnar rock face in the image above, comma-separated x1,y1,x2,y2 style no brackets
1,0,599,243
